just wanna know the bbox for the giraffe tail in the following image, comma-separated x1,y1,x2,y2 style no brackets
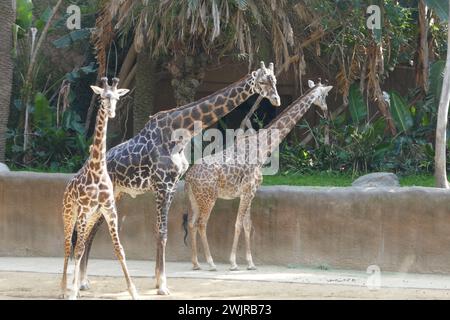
182,212,189,246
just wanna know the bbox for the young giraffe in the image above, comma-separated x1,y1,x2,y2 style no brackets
77,62,281,295
184,80,333,271
60,77,136,300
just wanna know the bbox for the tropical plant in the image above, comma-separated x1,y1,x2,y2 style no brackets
90,0,304,135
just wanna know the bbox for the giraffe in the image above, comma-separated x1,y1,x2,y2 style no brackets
77,62,281,295
60,77,136,300
183,80,333,271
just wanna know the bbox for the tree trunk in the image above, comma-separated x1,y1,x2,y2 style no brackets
434,1,450,189
167,53,207,106
0,0,15,162
133,51,156,135
415,0,429,95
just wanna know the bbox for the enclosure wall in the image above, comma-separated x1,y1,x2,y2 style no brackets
1,172,450,274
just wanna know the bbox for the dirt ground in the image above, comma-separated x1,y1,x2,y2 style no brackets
1,271,450,300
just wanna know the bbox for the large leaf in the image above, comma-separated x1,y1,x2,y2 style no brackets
35,7,52,31
429,60,445,102
389,91,413,133
53,29,91,48
348,84,367,124
34,92,52,128
425,0,449,22
16,0,33,30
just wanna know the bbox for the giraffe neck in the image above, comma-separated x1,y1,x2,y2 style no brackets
166,74,256,135
89,103,109,166
259,90,317,158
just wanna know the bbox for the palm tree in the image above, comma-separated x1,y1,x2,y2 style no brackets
0,0,15,162
91,0,296,134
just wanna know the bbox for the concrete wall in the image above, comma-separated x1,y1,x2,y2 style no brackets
1,171,450,274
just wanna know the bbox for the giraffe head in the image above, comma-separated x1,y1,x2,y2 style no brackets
307,79,333,112
252,61,281,107
90,77,130,118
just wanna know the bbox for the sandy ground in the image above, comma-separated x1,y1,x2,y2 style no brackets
1,258,450,300
2,272,450,300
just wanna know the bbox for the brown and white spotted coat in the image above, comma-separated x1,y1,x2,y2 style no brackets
184,81,333,271
60,78,134,300
79,62,281,295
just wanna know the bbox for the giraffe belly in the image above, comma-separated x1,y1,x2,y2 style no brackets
114,185,147,198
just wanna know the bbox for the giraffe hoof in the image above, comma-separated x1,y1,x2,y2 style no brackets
79,281,90,291
229,265,239,271
192,265,201,271
67,293,78,300
247,265,257,271
129,286,140,300
208,265,217,271
157,287,171,296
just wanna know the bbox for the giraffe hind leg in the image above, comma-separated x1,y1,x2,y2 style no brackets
187,184,201,270
60,200,77,299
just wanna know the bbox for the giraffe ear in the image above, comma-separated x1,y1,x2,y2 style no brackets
116,88,130,97
251,71,257,78
308,80,315,88
90,85,103,95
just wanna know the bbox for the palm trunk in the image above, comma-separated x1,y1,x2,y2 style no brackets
133,51,156,134
416,0,429,95
434,1,450,188
0,0,15,162
168,53,207,106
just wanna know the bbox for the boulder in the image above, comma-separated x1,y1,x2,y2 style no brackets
352,172,400,187
0,163,10,172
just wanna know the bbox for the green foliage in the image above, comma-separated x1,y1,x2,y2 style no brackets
15,0,33,36
429,60,445,106
348,84,367,125
53,29,92,48
34,92,52,129
389,91,413,133
7,106,90,172
425,0,449,21
262,173,436,188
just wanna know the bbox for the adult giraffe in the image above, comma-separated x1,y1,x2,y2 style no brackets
184,80,332,271
78,62,281,295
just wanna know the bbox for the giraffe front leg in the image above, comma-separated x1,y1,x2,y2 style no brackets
101,204,139,300
243,211,256,270
60,201,76,299
187,187,201,270
154,190,175,295
68,211,88,300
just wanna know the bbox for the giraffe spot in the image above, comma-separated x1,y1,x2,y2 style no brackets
98,191,110,202
199,103,210,114
162,127,172,140
92,148,100,159
171,114,183,128
203,113,214,124
215,95,225,105
190,108,200,121
240,92,249,101
182,117,193,129
229,88,238,98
